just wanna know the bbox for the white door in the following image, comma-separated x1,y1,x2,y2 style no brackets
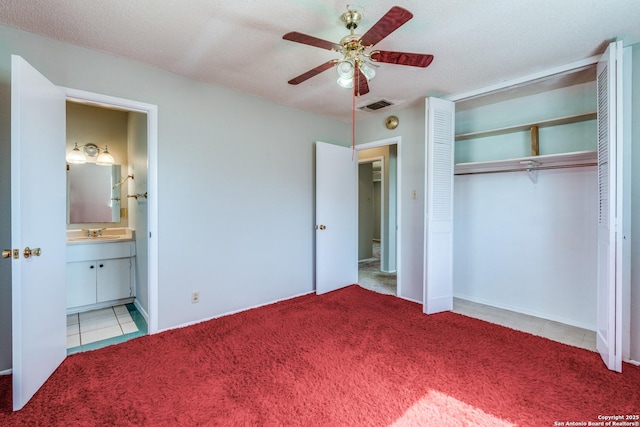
10,55,67,410
596,41,624,372
315,141,357,294
423,97,455,314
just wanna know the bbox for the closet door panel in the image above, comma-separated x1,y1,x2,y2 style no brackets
595,40,623,373
424,97,455,314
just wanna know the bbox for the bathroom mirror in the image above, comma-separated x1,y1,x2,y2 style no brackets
67,163,121,223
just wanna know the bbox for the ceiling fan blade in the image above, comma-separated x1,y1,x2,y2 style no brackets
360,6,413,48
288,60,337,85
370,51,434,68
283,32,341,51
354,68,370,96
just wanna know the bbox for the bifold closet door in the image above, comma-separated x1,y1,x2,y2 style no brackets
596,40,630,373
423,97,455,315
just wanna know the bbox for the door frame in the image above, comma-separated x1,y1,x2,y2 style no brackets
356,137,401,296
61,87,159,334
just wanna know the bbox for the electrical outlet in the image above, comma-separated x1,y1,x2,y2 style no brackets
191,291,200,304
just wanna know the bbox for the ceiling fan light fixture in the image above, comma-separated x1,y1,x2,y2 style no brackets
283,6,433,96
337,76,354,89
360,62,376,81
336,60,355,79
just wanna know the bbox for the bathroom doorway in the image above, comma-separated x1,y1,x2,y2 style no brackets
62,87,158,350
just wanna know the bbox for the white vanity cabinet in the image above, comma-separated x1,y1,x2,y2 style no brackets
67,240,136,311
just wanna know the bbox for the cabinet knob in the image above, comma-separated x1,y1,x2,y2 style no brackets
99,264,104,268
90,265,95,269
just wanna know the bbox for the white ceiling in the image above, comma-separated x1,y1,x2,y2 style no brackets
1,0,639,122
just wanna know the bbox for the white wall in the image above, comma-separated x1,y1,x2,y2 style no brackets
0,24,349,370
454,168,598,329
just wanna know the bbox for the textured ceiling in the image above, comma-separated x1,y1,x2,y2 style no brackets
1,0,639,121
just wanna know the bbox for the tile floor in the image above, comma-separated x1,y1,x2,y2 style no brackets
67,304,147,354
453,298,597,352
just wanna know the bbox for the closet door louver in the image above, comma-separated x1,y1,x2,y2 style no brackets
596,40,622,372
424,97,455,314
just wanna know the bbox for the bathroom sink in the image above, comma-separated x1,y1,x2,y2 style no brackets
68,235,120,240
67,235,128,243
66,227,134,243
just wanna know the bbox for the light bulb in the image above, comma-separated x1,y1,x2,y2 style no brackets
336,60,354,79
360,62,376,81
337,76,353,88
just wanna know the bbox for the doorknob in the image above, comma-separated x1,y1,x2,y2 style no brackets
3,249,19,259
316,225,326,230
23,247,42,259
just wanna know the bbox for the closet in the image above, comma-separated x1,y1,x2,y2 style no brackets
451,65,600,330
445,40,632,373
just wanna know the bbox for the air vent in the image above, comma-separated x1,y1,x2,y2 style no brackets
359,99,394,112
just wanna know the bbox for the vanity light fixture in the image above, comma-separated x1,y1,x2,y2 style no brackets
66,142,87,164
96,145,115,166
66,142,115,166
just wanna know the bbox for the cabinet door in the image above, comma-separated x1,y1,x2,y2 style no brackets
67,261,97,308
97,258,132,303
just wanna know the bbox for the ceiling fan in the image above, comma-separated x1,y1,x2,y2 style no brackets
283,6,434,96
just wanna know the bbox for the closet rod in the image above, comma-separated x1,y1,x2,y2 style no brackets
455,162,596,176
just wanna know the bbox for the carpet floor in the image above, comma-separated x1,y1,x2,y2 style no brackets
1,285,638,426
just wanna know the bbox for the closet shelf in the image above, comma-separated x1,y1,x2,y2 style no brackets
455,150,596,175
455,112,596,141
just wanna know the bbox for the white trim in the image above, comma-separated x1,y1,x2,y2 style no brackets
157,291,315,333
446,55,601,102
399,296,421,304
60,87,159,335
133,298,149,324
0,369,11,376
356,137,401,296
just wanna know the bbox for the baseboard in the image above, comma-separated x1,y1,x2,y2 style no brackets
133,299,149,325
398,295,422,304
453,293,596,331
627,359,640,366
0,369,11,376
157,290,315,334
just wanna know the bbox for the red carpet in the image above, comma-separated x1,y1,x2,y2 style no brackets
1,285,639,426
